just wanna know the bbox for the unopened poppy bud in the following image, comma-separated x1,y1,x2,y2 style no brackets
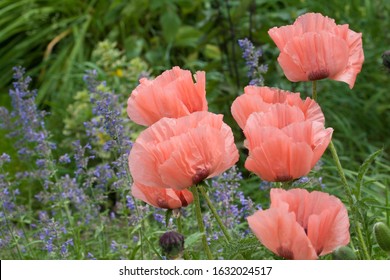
374,222,390,254
382,50,390,71
332,246,357,260
159,231,185,259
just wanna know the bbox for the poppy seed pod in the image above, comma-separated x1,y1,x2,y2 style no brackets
159,231,185,259
373,222,390,254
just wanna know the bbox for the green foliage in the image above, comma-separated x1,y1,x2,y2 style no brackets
221,235,275,260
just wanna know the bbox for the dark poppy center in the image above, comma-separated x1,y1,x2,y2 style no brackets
275,175,293,182
308,69,330,81
277,247,294,260
178,191,189,207
157,198,169,209
192,169,210,185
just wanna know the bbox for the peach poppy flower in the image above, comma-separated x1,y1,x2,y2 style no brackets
243,104,333,182
132,182,193,209
129,111,239,190
268,12,364,89
247,188,350,260
127,66,207,126
231,86,324,130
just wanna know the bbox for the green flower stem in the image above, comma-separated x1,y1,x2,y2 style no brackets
175,211,190,260
198,185,232,242
312,80,317,101
176,213,183,234
191,185,213,260
1,204,23,259
328,141,370,260
312,81,370,260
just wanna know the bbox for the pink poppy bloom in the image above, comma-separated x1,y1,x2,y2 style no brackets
231,86,332,182
129,111,239,190
268,12,364,89
247,188,350,260
231,86,324,130
127,66,207,126
132,182,193,209
244,105,333,182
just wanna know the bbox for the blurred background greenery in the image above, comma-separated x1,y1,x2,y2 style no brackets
1,0,390,217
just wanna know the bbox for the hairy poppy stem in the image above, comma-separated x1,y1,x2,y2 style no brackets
312,80,317,101
328,141,370,260
176,213,183,234
312,81,370,260
198,185,232,242
191,186,213,260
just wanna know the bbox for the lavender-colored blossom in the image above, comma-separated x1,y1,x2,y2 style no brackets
259,180,272,191
59,154,71,164
110,240,118,252
126,195,136,211
238,38,268,86
87,252,97,260
0,153,11,165
60,239,74,257
83,70,132,150
36,216,71,256
154,213,164,224
292,160,326,189
208,166,258,237
4,67,55,162
72,140,95,177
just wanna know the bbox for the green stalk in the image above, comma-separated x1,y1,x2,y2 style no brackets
312,80,317,101
328,141,370,260
191,186,213,260
2,204,23,259
176,212,183,234
312,81,370,260
198,184,232,242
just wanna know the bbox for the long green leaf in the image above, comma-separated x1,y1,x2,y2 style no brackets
355,149,383,199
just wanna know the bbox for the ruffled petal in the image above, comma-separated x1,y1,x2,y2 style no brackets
279,32,349,82
244,125,313,181
129,111,238,190
126,66,208,126
305,191,350,255
270,188,350,256
247,204,318,260
132,182,193,209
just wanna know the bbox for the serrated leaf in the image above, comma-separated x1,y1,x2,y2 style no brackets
184,232,204,248
356,148,383,198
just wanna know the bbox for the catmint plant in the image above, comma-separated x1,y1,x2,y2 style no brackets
238,38,268,86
